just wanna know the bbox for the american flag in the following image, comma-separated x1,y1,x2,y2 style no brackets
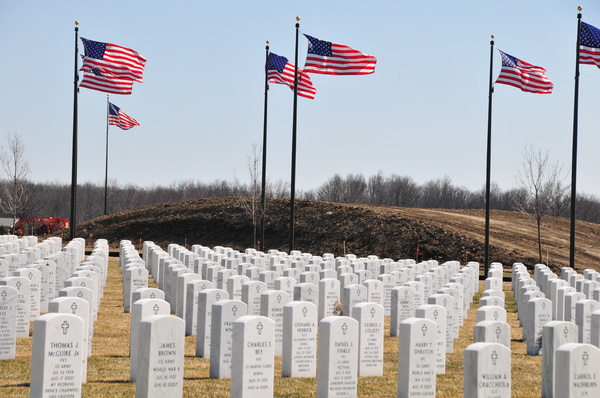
267,52,316,100
579,21,600,68
80,68,134,95
495,50,553,94
303,34,376,75
80,38,146,82
108,102,140,130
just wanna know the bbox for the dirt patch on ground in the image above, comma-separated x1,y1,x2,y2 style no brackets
76,197,600,272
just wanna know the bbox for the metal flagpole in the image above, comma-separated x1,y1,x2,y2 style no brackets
570,7,583,270
104,95,110,216
289,17,300,252
484,35,495,278
260,41,270,252
70,21,80,240
258,40,269,251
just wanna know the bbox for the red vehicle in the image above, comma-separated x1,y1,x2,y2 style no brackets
14,217,69,236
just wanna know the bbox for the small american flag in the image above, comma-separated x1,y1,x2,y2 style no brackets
267,52,316,100
495,50,553,94
80,38,146,83
108,102,139,130
303,34,376,75
579,21,600,68
80,68,134,95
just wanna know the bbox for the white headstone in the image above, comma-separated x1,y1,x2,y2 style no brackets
230,315,275,398
30,313,85,398
464,342,511,398
317,316,359,398
397,318,437,398
209,299,247,379
541,320,579,397
352,302,384,377
135,315,185,398
129,298,171,381
0,285,18,359
282,301,317,378
555,343,600,397
195,288,228,358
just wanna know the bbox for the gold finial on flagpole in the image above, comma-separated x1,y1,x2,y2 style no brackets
491,35,494,39
296,16,301,22
578,6,582,11
75,21,79,25
266,40,270,44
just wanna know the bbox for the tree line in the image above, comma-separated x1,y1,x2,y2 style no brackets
2,171,599,226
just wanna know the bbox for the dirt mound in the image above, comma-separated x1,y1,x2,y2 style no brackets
76,197,600,272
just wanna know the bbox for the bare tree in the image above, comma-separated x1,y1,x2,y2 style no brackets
0,133,31,232
233,144,263,249
513,146,567,263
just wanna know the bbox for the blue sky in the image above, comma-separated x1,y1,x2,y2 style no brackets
2,1,600,197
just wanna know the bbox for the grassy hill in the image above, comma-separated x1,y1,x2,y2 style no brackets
76,197,600,272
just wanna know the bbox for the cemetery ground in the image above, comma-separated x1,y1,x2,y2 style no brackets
1,254,542,397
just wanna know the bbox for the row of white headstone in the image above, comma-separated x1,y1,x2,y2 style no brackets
123,240,481,397
511,262,600,397
1,237,110,398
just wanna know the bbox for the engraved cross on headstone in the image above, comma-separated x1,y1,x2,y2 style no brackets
493,311,499,321
302,306,308,317
341,323,348,335
421,324,428,336
370,307,376,318
256,322,263,335
153,304,160,315
564,327,570,339
495,327,501,340
583,352,589,366
433,309,439,320
232,305,238,316
1,290,6,301
150,292,156,299
491,350,498,366
71,302,78,314
61,321,70,335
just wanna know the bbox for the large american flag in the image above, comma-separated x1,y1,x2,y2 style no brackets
579,21,600,68
495,50,553,94
80,38,146,82
108,102,140,130
80,68,134,95
267,52,316,100
303,34,376,75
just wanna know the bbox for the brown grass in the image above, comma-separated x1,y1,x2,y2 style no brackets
0,257,543,397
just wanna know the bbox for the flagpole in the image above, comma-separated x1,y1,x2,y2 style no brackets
570,7,583,270
484,35,495,278
104,95,110,216
70,21,80,240
260,41,270,252
289,17,300,252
